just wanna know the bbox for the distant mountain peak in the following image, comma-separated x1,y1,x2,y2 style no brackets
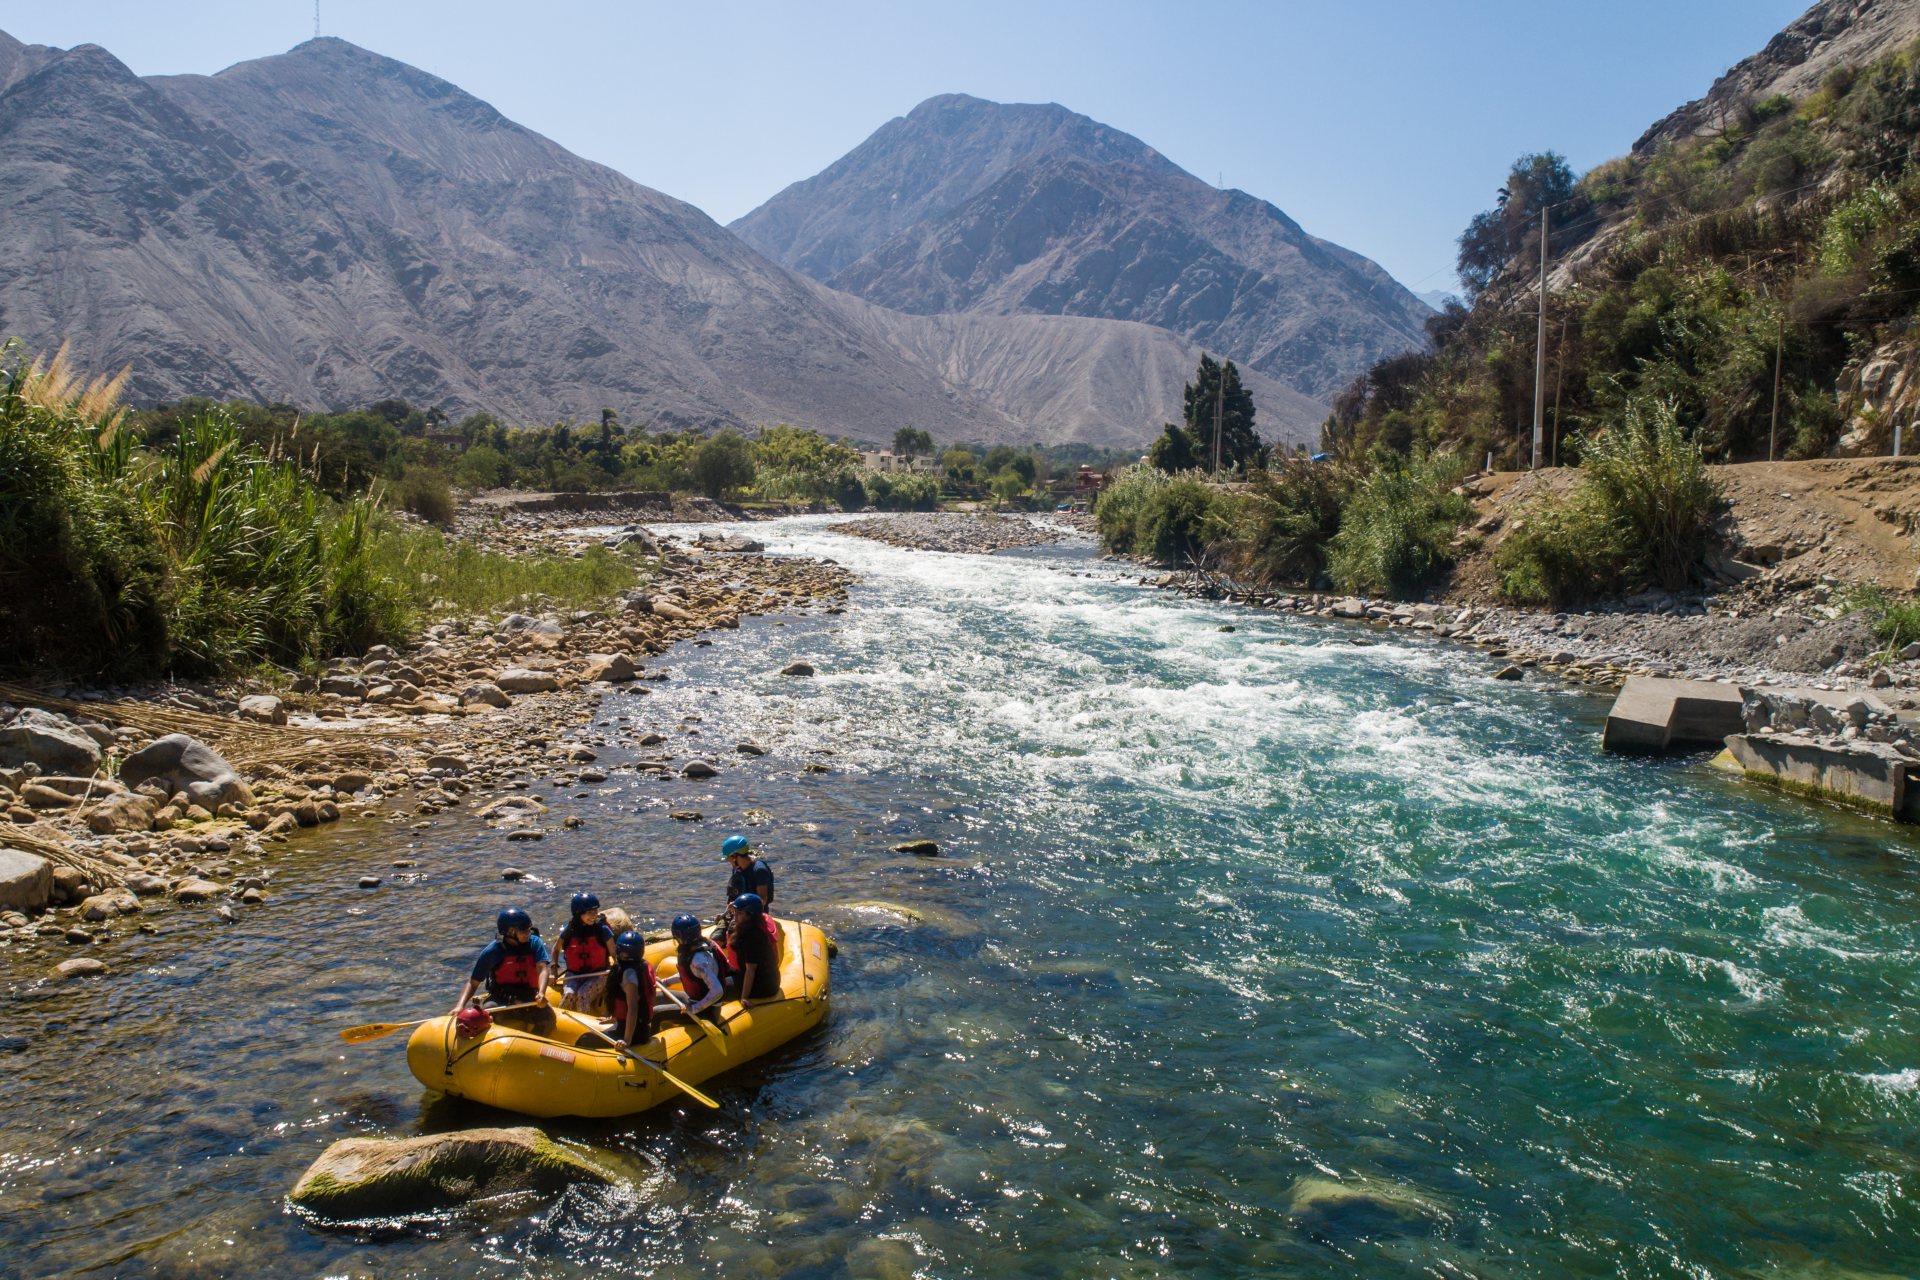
0,32,1323,448
730,93,1427,399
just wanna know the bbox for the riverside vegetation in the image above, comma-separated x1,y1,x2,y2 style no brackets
1103,30,1920,635
0,347,647,681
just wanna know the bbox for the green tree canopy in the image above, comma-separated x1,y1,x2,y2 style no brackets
893,425,934,459
1456,151,1580,297
691,430,756,499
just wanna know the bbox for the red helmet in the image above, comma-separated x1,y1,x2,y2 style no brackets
455,1006,493,1039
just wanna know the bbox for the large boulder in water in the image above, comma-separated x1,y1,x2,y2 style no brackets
118,734,252,810
0,710,102,777
289,1126,620,1218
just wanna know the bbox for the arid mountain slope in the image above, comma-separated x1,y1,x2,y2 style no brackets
1637,0,1920,153
0,34,1316,445
731,93,1432,400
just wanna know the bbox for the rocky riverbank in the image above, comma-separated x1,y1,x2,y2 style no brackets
0,527,850,976
835,511,1086,554
1148,572,1915,706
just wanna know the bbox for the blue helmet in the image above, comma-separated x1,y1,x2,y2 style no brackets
671,912,702,941
722,834,751,859
732,892,765,918
615,929,646,961
496,907,532,935
570,892,600,918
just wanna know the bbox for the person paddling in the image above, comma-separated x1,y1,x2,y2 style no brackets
452,908,555,1033
604,929,657,1049
557,893,615,1015
727,892,783,1003
663,912,733,1016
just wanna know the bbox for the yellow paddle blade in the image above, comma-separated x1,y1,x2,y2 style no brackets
649,1064,720,1110
339,1021,411,1044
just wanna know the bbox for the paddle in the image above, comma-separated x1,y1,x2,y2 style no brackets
578,1023,720,1109
659,982,729,1055
339,1000,544,1045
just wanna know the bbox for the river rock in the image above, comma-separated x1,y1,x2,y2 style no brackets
87,792,157,835
237,695,288,726
780,661,816,677
125,871,169,897
459,682,512,709
891,839,941,857
505,828,545,842
1286,1174,1450,1235
651,599,695,621
580,653,638,683
51,865,91,904
681,761,718,779
119,735,253,810
357,875,381,889
426,754,470,776
496,669,561,694
20,782,80,809
78,889,139,921
1493,665,1524,681
0,848,52,911
0,709,101,776
319,674,368,699
56,957,108,979
288,1126,620,1219
736,742,767,756
172,878,225,903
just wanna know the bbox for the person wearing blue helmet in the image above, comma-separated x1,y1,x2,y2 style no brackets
721,833,773,913
726,892,783,1002
557,893,615,1015
452,908,554,1032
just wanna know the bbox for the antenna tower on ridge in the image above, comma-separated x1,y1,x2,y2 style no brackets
315,1,322,39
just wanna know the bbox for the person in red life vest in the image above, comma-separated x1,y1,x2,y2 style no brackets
451,908,555,1033
557,892,616,1015
663,912,733,1015
726,893,783,1003
604,929,657,1049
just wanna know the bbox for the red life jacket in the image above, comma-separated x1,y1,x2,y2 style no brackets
561,922,612,975
487,944,544,999
676,937,733,1003
607,960,656,1035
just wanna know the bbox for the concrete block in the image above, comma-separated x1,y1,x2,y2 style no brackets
1724,733,1909,818
1603,677,1747,753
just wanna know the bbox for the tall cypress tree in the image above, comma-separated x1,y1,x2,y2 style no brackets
1179,355,1260,473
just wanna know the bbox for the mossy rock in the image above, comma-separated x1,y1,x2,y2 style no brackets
290,1125,620,1219
1286,1174,1451,1237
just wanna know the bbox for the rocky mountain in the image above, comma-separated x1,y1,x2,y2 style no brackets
730,93,1432,401
1636,0,1920,154
0,32,1322,446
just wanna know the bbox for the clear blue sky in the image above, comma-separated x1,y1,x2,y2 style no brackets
11,1,1812,294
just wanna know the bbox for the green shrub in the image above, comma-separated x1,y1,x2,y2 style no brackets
1836,584,1920,656
1225,454,1356,585
1093,465,1166,555
397,464,456,526
1135,477,1221,566
862,470,937,511
1496,396,1719,605
1327,452,1470,596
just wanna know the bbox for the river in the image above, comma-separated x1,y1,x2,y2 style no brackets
2,515,1917,1278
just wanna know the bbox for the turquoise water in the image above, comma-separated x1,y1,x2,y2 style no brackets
1,516,1917,1278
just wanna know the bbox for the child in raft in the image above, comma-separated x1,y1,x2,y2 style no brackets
452,907,556,1034
556,893,616,1015
604,930,656,1048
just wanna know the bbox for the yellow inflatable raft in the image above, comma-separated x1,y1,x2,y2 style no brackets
407,917,831,1118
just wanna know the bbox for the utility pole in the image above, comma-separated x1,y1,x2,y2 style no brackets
1768,315,1784,462
1531,204,1549,469
1213,363,1224,478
